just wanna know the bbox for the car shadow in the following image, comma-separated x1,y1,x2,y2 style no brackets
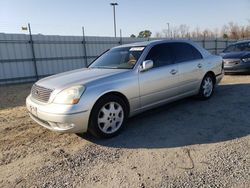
78,83,250,149
0,83,32,110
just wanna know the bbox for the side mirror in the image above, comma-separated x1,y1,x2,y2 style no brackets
140,60,153,72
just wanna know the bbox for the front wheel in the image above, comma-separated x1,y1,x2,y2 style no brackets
88,95,128,138
198,74,215,100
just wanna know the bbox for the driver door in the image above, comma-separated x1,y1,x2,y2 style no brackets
139,43,180,108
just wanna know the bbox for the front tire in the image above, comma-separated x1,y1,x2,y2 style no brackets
88,95,128,138
198,74,215,100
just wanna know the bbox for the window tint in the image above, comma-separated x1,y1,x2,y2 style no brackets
224,42,250,52
223,45,235,53
145,44,174,68
237,42,250,51
192,45,203,59
223,45,235,52
172,43,202,63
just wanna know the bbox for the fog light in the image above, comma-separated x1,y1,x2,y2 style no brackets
48,122,75,129
57,123,74,129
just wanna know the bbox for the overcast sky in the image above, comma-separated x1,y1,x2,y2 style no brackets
0,0,249,37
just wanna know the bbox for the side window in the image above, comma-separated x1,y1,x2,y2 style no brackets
145,44,174,68
173,43,202,63
191,45,203,59
224,45,235,52
235,43,250,51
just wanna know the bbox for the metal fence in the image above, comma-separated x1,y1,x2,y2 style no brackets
0,33,237,85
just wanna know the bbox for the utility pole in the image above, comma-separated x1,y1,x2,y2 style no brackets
82,26,88,67
27,23,38,80
166,22,170,38
110,2,118,37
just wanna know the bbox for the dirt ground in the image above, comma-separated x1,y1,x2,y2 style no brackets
0,75,249,188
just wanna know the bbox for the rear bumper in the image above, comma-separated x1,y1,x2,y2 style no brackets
26,95,90,133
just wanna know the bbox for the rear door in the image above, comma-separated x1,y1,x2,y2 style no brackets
172,42,204,93
139,43,179,108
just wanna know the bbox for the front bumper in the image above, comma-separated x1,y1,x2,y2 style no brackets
215,73,224,84
26,95,90,133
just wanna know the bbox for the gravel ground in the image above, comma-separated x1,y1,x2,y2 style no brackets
0,75,249,188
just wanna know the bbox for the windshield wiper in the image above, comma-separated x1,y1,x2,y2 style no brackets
91,66,119,69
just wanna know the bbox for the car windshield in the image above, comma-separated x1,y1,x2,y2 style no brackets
223,42,250,52
89,46,145,69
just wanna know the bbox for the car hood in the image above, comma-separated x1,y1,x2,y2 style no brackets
220,51,250,59
36,68,128,89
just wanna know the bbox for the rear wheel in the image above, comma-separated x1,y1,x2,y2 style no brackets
198,74,215,99
88,95,128,138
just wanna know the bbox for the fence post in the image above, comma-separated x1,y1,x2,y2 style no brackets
119,29,122,45
215,38,218,54
202,38,205,48
28,23,38,80
82,27,88,67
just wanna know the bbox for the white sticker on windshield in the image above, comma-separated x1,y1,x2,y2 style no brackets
129,47,145,51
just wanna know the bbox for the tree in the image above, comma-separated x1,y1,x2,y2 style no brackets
202,29,212,38
221,25,229,38
228,22,240,39
155,32,162,38
138,30,152,38
223,33,228,39
162,29,169,38
154,21,250,40
179,24,189,38
213,28,219,38
130,34,136,38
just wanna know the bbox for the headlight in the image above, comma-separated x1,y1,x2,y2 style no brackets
242,57,250,62
53,85,85,104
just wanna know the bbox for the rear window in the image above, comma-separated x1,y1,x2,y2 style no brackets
172,43,202,63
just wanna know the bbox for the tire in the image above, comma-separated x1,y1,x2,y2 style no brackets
198,74,215,100
88,95,128,138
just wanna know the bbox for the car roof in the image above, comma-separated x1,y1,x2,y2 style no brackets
112,39,211,58
113,39,197,48
112,40,159,48
233,40,250,45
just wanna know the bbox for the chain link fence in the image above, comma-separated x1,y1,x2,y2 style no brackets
0,32,237,85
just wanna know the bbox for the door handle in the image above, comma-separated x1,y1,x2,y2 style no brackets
170,69,178,75
197,63,202,68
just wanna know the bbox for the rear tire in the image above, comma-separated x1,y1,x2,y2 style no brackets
198,74,215,100
88,95,128,138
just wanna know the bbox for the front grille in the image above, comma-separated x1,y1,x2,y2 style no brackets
31,84,53,103
223,59,241,65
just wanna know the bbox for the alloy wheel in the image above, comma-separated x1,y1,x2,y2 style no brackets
97,102,124,134
202,77,213,97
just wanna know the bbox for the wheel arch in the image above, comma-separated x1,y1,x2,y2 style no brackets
90,91,130,117
204,71,216,84
87,91,130,137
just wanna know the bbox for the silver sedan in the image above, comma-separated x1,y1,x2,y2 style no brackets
26,40,224,138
